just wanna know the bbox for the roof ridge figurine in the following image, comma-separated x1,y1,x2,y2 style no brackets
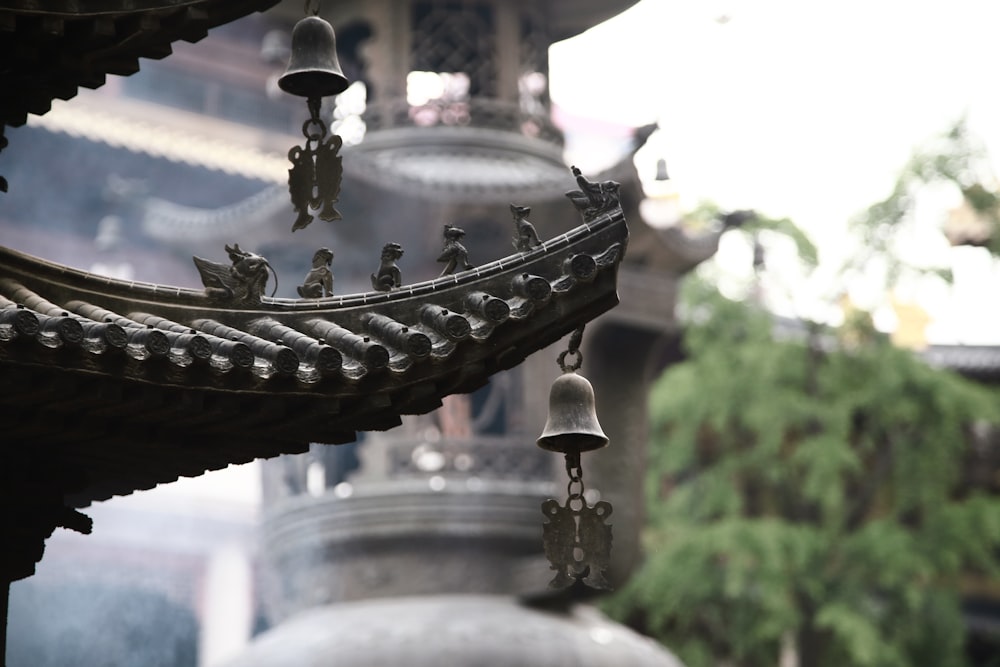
371,242,404,291
565,165,621,222
510,203,541,252
297,247,335,298
438,224,473,276
193,243,277,304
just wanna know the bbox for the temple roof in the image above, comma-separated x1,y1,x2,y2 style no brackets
924,344,1000,383
0,202,627,506
0,0,280,128
547,1,641,41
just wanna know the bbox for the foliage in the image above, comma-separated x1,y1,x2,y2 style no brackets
848,119,1000,287
605,280,1000,667
686,201,820,270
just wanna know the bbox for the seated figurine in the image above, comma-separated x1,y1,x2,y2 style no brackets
297,247,334,298
371,242,404,291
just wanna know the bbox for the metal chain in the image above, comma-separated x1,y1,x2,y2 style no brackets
565,451,585,510
301,97,329,149
556,324,585,372
304,0,321,16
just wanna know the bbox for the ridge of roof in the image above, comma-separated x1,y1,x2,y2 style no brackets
0,1,281,127
1,198,629,505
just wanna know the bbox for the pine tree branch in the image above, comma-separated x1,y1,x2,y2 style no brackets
845,428,895,531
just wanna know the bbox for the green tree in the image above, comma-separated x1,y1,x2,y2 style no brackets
849,118,1000,283
605,278,1000,666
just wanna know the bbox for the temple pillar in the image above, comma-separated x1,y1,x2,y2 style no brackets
0,453,92,666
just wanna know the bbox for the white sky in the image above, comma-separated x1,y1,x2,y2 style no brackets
550,0,1000,344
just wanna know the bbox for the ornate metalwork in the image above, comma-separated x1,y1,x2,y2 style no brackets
510,203,540,252
565,165,622,222
297,247,334,298
387,437,551,481
362,97,562,144
288,97,344,232
277,9,351,231
411,1,497,98
557,326,584,373
437,225,473,276
370,242,404,291
193,243,277,304
539,326,614,590
517,4,552,117
1,173,630,526
542,453,613,590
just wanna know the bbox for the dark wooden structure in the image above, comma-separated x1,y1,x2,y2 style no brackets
0,0,279,129
0,185,627,663
1,206,625,506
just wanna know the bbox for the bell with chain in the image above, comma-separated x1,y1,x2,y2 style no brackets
654,157,670,182
538,326,614,591
279,2,350,232
278,14,349,98
537,370,608,455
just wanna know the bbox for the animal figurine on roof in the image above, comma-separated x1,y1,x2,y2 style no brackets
297,247,334,298
565,166,620,221
193,243,277,305
510,203,541,252
437,225,473,277
371,242,404,291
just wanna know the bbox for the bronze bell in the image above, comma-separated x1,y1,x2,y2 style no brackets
278,15,350,98
537,371,609,454
655,157,670,181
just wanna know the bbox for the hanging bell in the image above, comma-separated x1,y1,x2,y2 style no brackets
654,157,670,182
278,15,350,98
537,371,609,454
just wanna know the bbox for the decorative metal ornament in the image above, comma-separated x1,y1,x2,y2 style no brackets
655,157,670,182
537,371,608,455
510,203,540,252
565,165,621,222
538,326,614,590
437,225,473,276
278,8,350,232
371,242,404,291
193,244,278,305
278,12,349,99
297,247,334,298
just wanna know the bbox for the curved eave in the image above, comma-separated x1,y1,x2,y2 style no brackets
0,205,628,506
0,0,280,128
547,0,641,42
